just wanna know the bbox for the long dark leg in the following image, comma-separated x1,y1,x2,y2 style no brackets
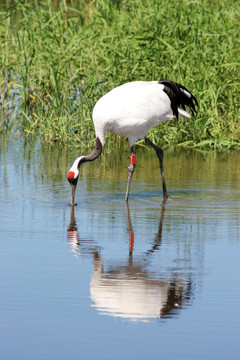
125,146,135,201
144,136,168,201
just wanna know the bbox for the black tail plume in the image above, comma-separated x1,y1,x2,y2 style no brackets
159,80,199,119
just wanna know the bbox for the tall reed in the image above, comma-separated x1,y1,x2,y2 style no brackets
0,0,239,149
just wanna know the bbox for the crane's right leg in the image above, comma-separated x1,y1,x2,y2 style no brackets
125,146,135,201
144,136,169,202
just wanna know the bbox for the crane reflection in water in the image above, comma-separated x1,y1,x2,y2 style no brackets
67,204,193,322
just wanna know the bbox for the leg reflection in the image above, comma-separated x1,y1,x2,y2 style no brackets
126,201,166,257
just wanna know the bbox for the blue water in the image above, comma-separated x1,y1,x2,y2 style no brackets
0,137,240,359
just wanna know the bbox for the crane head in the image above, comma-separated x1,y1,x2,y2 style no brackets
67,168,79,206
67,170,79,186
67,156,86,205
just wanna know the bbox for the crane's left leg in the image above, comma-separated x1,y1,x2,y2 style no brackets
144,137,169,202
125,146,135,201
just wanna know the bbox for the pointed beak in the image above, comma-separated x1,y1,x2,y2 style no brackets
70,184,76,206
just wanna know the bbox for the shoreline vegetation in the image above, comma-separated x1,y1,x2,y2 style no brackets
0,0,239,150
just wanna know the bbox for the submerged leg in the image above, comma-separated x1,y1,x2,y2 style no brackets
144,136,168,201
125,146,135,201
125,202,134,255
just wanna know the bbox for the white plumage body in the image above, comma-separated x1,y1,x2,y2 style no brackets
92,81,186,147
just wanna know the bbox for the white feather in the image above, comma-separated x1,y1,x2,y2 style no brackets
68,156,84,177
92,81,174,147
178,108,191,118
181,89,192,98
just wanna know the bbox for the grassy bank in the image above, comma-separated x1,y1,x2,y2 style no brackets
0,0,239,149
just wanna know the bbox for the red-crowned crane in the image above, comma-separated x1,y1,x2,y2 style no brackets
67,80,198,205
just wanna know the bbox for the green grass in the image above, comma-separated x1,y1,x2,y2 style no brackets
0,0,239,149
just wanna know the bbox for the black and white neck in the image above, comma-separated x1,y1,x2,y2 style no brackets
67,137,103,185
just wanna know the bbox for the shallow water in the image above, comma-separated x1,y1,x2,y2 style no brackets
1,136,240,360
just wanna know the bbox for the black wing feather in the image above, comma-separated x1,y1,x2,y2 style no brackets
158,80,199,119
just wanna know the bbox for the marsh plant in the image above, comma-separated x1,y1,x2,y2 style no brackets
0,0,239,149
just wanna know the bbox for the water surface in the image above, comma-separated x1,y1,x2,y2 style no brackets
0,136,240,359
